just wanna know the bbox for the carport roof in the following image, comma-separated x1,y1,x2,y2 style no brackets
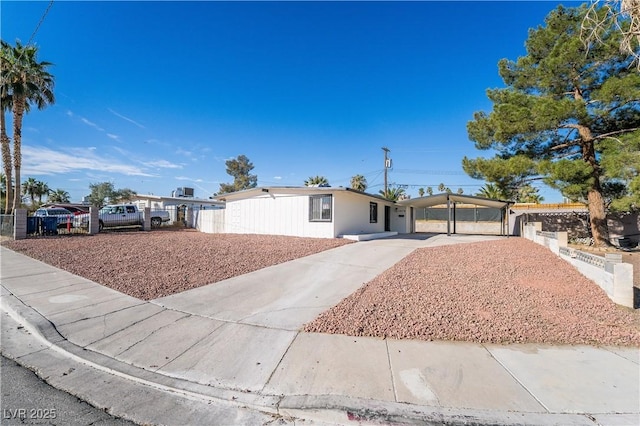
397,193,512,210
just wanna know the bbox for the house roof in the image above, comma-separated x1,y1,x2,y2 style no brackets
132,194,225,207
397,193,512,210
213,186,393,203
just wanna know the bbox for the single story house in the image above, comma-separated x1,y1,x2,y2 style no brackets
204,186,409,239
199,187,514,239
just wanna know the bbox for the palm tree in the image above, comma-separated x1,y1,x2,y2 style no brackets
304,175,329,187
418,187,425,197
517,185,544,204
21,177,38,205
48,188,70,203
34,180,49,203
0,173,6,204
1,49,13,213
1,40,55,212
350,174,367,191
477,183,507,200
426,186,433,196
379,187,406,201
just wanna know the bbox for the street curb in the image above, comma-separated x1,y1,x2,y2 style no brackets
0,288,630,426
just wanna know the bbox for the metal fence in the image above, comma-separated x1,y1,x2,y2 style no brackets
415,206,503,222
3,206,189,240
27,215,89,236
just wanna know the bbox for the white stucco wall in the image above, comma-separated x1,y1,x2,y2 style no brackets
223,193,334,238
391,206,409,233
196,209,225,233
333,192,387,236
196,189,409,238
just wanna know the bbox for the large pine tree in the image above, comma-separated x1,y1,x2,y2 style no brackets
464,5,640,246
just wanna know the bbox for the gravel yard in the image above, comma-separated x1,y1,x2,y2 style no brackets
305,238,640,346
4,231,639,346
3,229,351,300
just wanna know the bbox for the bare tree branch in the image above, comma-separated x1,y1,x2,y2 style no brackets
594,127,640,139
582,0,640,69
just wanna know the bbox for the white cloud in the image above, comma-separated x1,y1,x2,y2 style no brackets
107,133,120,141
80,118,104,132
273,176,282,180
145,160,182,169
22,145,155,177
108,108,146,129
176,148,194,158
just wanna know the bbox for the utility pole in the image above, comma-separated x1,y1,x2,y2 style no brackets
382,147,391,194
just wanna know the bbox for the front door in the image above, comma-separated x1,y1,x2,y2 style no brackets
384,205,391,232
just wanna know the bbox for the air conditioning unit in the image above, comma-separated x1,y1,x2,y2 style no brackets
174,187,195,198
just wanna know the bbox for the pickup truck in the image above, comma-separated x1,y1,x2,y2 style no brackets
74,204,170,231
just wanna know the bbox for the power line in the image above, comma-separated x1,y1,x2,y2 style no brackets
27,0,55,46
392,169,467,175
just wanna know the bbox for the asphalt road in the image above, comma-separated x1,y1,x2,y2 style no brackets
1,355,135,425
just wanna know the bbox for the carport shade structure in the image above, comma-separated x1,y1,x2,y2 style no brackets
397,193,513,236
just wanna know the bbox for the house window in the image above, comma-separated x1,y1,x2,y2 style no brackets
370,202,378,223
309,195,332,222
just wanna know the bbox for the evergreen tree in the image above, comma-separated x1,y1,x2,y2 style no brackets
87,182,136,208
464,5,639,246
218,155,258,194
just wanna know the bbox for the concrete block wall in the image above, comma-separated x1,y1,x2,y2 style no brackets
13,209,27,240
523,223,635,309
89,207,100,235
143,207,151,231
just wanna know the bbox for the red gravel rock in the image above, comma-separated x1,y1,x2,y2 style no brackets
5,232,638,346
3,229,351,301
304,238,640,346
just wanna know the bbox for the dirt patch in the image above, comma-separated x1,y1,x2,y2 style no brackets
304,238,640,346
3,229,352,300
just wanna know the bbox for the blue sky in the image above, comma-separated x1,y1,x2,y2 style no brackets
2,1,580,202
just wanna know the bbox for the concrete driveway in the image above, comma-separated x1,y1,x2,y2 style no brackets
153,233,505,330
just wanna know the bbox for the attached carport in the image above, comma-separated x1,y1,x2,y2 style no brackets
397,193,513,236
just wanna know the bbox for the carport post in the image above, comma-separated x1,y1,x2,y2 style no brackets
453,202,457,234
446,198,451,236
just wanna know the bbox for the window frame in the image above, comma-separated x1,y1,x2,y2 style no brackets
309,194,333,222
369,202,378,223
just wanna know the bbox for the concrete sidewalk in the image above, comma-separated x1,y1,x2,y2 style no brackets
1,234,638,426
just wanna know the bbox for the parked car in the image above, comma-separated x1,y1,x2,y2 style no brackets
60,206,89,215
33,207,74,229
74,204,170,231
